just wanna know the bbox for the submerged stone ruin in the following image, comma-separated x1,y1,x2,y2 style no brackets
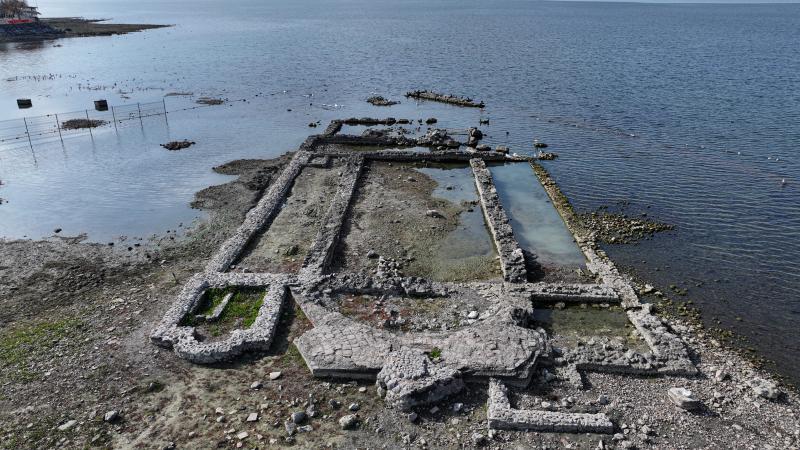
151,118,697,433
405,90,486,108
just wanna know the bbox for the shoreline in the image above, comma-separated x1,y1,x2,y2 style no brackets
531,160,797,390
0,123,797,448
0,17,169,43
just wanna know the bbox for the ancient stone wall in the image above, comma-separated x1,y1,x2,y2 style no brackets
470,159,527,283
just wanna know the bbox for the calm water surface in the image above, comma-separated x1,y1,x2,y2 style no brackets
1,0,799,382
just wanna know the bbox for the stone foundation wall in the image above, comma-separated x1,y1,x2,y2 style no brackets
301,156,365,274
205,151,312,273
150,273,289,364
470,159,527,283
487,379,614,433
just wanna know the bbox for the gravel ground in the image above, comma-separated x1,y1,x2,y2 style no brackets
0,154,798,449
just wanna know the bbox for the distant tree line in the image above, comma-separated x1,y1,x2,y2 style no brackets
1,0,38,19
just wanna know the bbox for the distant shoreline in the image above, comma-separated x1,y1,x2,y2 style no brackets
0,17,169,43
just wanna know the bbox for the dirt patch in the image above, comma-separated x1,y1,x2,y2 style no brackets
60,118,107,130
332,161,501,282
196,97,225,106
337,291,488,333
234,161,342,273
161,140,195,151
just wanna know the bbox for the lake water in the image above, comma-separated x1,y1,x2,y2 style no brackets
1,0,798,382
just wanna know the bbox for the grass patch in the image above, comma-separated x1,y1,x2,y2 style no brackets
181,287,264,329
429,347,442,359
279,343,305,367
0,319,81,381
180,287,235,326
219,289,264,328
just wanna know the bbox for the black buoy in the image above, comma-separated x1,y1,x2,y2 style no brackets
94,99,109,111
17,99,32,109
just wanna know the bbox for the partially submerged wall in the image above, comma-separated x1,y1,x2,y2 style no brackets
150,119,698,433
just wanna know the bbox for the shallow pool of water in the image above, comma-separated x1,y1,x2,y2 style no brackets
532,305,646,351
415,164,496,263
489,163,585,268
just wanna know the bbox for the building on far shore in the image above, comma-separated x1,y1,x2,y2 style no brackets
0,0,40,25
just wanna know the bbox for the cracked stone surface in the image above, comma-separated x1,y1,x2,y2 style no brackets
376,347,464,411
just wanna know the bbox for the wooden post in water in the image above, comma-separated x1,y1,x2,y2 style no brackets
111,105,118,132
23,117,33,150
137,103,143,126
85,110,93,138
54,114,64,144
162,98,169,126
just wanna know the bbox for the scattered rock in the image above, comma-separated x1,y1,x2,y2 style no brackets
668,387,701,411
269,371,282,380
250,381,262,390
749,378,780,400
103,411,119,423
291,411,306,424
406,90,485,108
537,151,558,160
57,420,77,431
472,432,487,446
246,413,258,422
160,140,195,151
426,209,443,218
339,414,358,430
580,210,675,244
348,403,360,412
367,95,399,106
425,118,438,125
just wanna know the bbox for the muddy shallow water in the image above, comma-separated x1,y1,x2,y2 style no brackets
333,161,501,282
